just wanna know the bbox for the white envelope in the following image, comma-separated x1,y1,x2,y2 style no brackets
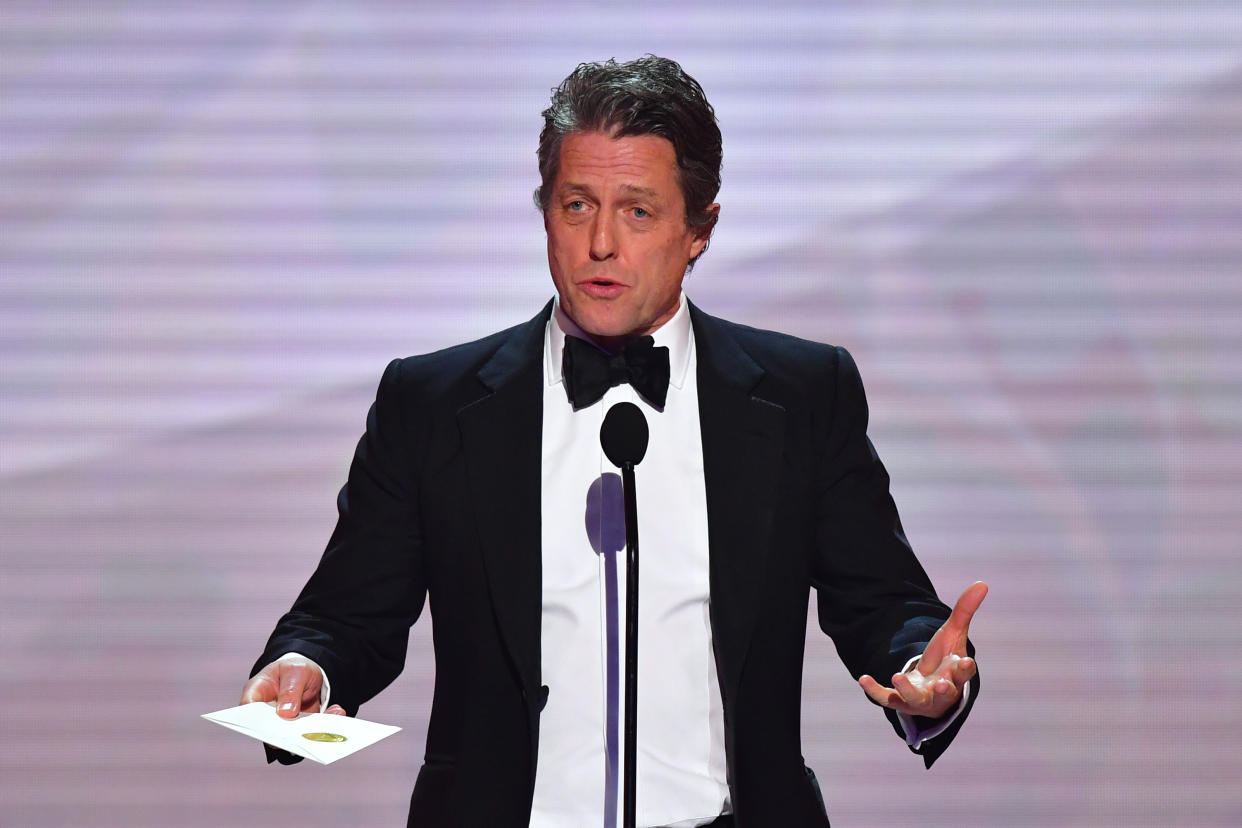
203,701,401,765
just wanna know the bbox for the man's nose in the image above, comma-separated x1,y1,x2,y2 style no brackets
589,212,616,261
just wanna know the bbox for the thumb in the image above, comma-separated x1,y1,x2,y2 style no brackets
917,581,988,673
276,666,310,719
944,581,989,639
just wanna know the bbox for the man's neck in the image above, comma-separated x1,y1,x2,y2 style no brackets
554,298,682,354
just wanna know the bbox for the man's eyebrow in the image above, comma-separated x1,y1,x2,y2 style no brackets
618,184,659,198
556,182,660,199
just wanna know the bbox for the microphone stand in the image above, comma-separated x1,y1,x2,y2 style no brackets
600,401,649,828
620,458,639,828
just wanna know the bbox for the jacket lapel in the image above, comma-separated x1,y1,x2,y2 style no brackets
454,300,786,717
690,304,787,707
456,302,552,697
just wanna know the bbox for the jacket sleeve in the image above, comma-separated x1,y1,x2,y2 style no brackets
252,358,428,720
809,346,979,768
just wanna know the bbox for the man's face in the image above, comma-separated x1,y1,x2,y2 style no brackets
545,131,717,349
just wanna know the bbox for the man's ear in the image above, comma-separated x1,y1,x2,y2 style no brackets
689,203,720,259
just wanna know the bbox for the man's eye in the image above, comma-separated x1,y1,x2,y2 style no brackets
568,200,586,211
632,207,649,218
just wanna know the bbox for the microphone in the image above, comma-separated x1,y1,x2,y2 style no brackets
601,401,649,468
600,401,648,828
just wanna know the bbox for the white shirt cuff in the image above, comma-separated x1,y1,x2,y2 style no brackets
276,652,331,710
894,654,969,750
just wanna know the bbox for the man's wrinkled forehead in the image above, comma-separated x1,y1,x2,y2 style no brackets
548,130,682,199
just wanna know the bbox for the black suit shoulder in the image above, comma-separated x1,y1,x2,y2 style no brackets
386,317,531,395
690,304,864,417
381,300,552,410
705,312,843,365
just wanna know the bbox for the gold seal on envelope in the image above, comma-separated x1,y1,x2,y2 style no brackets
302,732,348,743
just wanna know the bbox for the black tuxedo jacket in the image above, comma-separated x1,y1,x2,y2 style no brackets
255,300,978,827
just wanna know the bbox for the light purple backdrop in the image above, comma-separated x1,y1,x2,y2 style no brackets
2,2,1240,826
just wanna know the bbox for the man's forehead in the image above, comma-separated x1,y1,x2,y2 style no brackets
559,130,675,156
554,132,679,187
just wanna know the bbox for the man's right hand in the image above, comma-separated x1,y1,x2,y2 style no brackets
241,657,346,719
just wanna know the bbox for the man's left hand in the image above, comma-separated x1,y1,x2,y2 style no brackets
858,580,988,720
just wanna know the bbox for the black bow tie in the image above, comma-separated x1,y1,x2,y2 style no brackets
562,334,671,410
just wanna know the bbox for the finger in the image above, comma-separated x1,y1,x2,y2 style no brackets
927,654,976,697
904,671,961,717
277,666,312,718
915,629,950,674
914,656,963,701
891,672,929,707
325,705,347,716
858,675,899,708
928,653,964,683
861,675,923,716
917,582,988,673
955,655,977,684
240,667,279,705
300,680,323,714
942,581,988,639
927,654,975,689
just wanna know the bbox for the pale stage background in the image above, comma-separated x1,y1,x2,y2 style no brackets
2,2,1240,825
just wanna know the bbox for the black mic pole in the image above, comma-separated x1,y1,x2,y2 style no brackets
621,456,639,828
600,402,649,828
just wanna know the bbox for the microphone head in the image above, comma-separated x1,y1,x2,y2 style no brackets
600,402,649,468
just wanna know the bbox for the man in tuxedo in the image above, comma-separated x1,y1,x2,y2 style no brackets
241,56,986,827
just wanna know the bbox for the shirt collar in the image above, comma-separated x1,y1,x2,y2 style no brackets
545,292,693,392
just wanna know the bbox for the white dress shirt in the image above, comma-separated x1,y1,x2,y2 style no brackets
531,295,728,827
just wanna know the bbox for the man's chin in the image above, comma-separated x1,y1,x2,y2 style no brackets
563,307,636,340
